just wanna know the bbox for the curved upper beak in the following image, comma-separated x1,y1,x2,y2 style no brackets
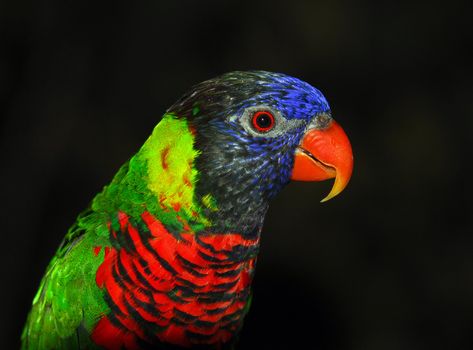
291,119,353,202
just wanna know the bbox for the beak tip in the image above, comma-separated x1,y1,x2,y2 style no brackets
320,191,338,203
319,172,352,203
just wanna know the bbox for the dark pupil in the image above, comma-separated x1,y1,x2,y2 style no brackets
256,113,272,128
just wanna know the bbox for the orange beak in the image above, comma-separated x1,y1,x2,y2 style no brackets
291,120,353,202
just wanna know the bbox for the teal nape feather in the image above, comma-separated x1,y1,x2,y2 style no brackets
22,71,353,349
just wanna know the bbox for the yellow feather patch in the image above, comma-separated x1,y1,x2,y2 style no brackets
142,114,201,217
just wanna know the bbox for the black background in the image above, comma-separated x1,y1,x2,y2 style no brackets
1,0,472,349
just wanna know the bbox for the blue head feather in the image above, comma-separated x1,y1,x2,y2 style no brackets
238,71,330,120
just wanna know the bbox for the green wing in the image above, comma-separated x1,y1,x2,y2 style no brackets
21,209,111,350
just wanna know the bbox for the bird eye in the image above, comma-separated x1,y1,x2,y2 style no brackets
251,111,275,132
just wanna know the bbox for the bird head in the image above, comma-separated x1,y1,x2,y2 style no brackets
166,71,353,234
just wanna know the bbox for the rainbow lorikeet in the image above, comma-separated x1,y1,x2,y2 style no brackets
22,71,353,349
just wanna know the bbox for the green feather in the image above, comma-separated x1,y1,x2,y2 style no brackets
22,114,211,348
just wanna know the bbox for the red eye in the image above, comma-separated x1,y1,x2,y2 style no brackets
252,110,275,132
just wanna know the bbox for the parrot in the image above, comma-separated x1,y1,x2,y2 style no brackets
21,71,353,349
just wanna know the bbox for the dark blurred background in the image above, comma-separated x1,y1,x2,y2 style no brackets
1,0,472,349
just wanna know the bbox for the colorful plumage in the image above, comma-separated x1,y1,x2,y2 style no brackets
22,71,353,349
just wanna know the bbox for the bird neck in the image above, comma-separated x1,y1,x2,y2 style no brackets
92,114,270,238
91,115,207,234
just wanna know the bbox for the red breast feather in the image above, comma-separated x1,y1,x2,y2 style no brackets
92,211,258,349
